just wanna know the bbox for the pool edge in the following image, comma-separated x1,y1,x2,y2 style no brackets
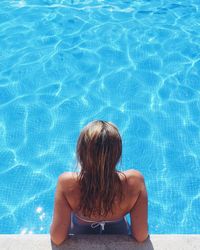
0,234,199,250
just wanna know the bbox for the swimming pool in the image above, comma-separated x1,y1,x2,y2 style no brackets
0,0,199,234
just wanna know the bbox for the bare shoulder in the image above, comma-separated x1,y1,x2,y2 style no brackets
124,169,144,180
58,172,79,191
123,169,145,192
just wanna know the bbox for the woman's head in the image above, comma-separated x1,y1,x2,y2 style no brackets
77,120,122,173
76,120,123,217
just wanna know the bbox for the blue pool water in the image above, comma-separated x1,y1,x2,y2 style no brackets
0,0,200,234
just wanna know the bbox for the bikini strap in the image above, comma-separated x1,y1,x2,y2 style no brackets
91,222,105,231
74,213,124,231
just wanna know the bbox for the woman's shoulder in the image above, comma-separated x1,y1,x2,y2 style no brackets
123,169,144,179
57,172,79,191
122,169,145,192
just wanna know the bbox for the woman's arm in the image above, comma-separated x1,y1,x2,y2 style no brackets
50,175,71,246
130,172,148,242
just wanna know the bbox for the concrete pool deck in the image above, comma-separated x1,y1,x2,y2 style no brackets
0,235,199,250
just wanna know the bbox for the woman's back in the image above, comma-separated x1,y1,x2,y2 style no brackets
60,169,145,222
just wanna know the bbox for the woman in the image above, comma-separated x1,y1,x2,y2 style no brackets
50,120,148,245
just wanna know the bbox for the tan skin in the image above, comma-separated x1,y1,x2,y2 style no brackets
50,169,148,246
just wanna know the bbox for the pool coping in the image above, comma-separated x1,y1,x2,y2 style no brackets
0,234,199,250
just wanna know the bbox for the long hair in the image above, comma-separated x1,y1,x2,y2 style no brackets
76,120,124,217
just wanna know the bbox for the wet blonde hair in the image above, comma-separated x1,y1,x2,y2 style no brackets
76,120,124,217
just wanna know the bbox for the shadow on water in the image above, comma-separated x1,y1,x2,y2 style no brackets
51,235,154,250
